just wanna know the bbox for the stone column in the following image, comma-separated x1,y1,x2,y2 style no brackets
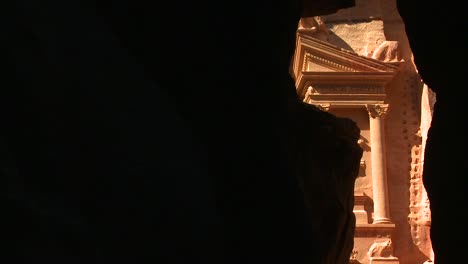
366,104,392,224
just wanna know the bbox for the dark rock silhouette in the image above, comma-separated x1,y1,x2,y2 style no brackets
2,0,360,262
289,102,362,263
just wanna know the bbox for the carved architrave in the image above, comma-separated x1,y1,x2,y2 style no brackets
302,87,331,111
366,104,389,118
303,86,319,104
313,84,384,94
316,103,331,112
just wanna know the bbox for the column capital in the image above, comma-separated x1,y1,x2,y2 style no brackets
366,104,389,118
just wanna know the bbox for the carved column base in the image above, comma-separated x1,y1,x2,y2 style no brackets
373,218,392,224
354,192,371,225
369,257,400,264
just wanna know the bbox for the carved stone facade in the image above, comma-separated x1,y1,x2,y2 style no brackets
292,1,434,263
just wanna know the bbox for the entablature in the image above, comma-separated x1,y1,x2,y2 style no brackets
293,34,399,106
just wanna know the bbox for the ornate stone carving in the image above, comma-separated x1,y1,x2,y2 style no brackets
302,86,318,104
367,238,395,259
308,85,319,95
302,86,331,111
359,159,366,168
357,136,370,152
304,53,356,72
313,84,384,94
357,138,364,146
357,138,366,170
372,41,402,63
366,104,389,118
298,16,328,34
316,103,331,112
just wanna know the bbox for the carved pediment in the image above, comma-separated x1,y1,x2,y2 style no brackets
292,34,399,106
294,34,399,75
303,51,361,72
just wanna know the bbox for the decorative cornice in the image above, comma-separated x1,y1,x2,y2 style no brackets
311,84,384,94
302,87,334,111
302,85,318,104
304,52,357,72
296,72,396,98
301,72,397,83
301,54,309,72
316,103,331,112
292,35,400,107
296,34,400,72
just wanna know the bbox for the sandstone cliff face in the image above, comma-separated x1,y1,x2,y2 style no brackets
289,102,363,264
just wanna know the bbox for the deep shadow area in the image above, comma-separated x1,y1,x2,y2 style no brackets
2,0,462,262
1,0,359,262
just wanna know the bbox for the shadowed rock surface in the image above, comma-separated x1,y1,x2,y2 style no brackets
5,0,463,263
289,102,362,263
1,0,362,262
